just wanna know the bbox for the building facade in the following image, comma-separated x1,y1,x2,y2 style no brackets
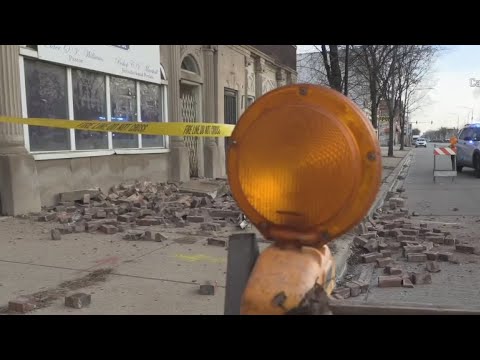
0,45,297,215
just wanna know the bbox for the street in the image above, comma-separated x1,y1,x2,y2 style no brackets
342,143,480,310
407,143,480,216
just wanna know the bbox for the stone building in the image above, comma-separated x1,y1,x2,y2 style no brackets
0,45,297,215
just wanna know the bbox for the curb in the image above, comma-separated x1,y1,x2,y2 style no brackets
334,148,414,282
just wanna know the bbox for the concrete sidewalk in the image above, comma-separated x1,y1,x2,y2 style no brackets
0,146,412,315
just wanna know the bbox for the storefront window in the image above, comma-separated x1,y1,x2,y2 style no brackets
110,76,138,148
72,69,108,150
141,83,164,148
24,59,70,151
22,57,167,154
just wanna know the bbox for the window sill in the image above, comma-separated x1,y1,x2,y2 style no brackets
32,148,170,161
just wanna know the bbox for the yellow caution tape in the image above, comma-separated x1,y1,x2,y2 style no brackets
0,116,234,137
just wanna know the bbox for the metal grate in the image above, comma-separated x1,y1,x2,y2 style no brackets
181,86,199,177
224,89,238,161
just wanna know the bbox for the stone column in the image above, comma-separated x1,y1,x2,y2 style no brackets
167,45,190,182
202,45,219,179
276,68,287,88
0,45,41,215
255,57,265,99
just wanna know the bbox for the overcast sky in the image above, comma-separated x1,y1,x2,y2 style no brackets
297,45,480,133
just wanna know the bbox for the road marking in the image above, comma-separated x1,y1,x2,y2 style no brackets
174,254,226,264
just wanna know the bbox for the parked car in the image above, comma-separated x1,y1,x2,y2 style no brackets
415,138,427,148
456,124,480,176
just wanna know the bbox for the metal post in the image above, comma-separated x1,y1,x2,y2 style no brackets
433,144,436,183
224,233,259,315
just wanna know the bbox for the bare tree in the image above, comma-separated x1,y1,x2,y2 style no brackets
397,46,440,150
352,45,397,130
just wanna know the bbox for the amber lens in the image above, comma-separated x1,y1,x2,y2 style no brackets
228,84,381,244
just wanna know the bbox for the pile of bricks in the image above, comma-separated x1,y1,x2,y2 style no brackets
31,180,243,239
337,194,479,295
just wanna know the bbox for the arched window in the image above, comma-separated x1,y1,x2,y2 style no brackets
181,55,200,75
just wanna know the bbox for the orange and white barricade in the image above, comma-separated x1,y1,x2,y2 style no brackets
433,144,457,183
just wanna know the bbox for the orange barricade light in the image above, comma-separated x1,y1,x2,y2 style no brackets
227,84,381,314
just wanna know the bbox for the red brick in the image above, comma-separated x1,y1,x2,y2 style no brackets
208,209,240,218
350,280,369,293
186,215,205,223
155,233,167,242
402,278,414,288
66,206,77,213
207,238,227,247
136,218,161,226
388,229,402,238
117,224,130,232
377,230,387,237
199,283,215,295
83,194,90,204
74,223,86,233
354,236,368,248
424,251,438,261
385,266,402,276
401,223,413,229
332,287,351,299
455,244,475,254
214,220,227,227
201,222,221,231
94,210,107,219
380,250,392,257
117,214,134,222
401,229,419,236
426,235,445,244
398,235,417,242
438,252,452,261
387,242,401,250
420,223,428,229
411,272,432,285
363,239,379,253
8,297,36,313
361,232,377,240
400,240,420,246
378,276,403,288
426,261,440,273
99,224,117,234
384,223,396,230
403,245,425,256
432,228,442,234
407,253,427,262
419,228,429,235
123,230,145,241
376,257,393,268
345,282,362,297
50,229,62,240
361,253,382,263
65,293,91,309
444,236,455,246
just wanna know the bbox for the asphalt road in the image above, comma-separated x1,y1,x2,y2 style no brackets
406,143,480,216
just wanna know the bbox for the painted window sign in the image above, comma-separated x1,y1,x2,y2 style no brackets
111,45,130,50
37,45,161,84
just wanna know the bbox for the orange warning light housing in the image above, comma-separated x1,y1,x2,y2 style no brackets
227,84,381,246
